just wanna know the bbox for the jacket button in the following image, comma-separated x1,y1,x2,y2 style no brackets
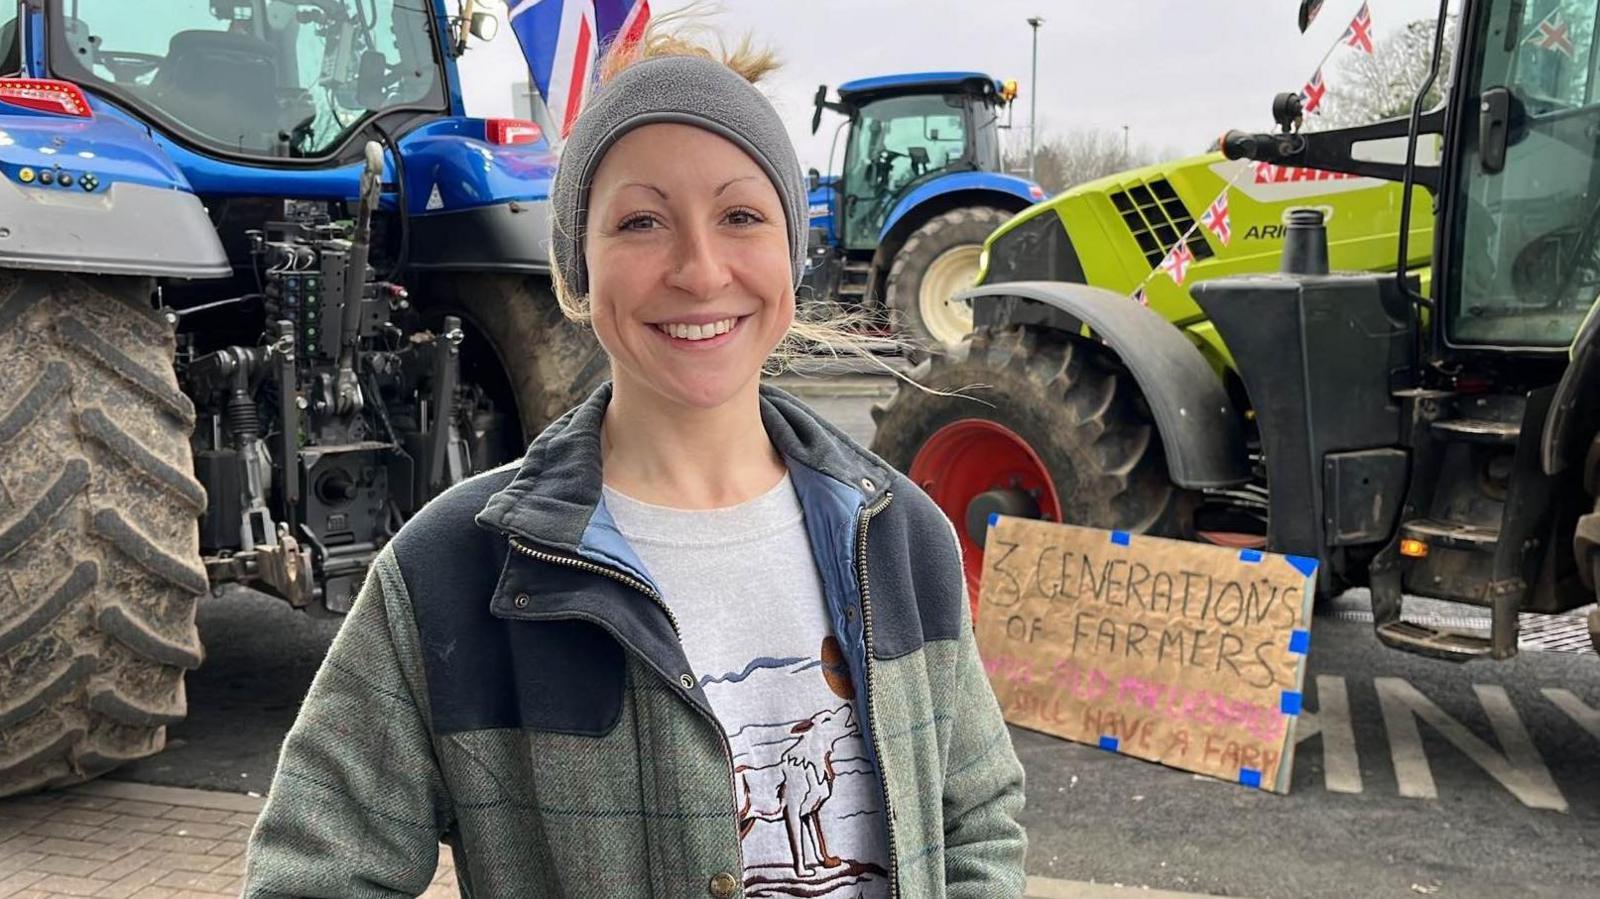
708,872,738,898
513,593,529,609
679,673,696,690
860,477,876,492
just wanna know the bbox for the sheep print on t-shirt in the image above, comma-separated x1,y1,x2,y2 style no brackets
603,477,891,899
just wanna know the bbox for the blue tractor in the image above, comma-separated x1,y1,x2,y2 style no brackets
803,71,1045,349
0,0,605,794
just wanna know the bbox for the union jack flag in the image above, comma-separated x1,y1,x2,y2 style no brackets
509,0,652,139
1343,2,1374,54
1201,192,1231,246
1526,9,1577,60
1301,67,1327,115
1159,240,1195,286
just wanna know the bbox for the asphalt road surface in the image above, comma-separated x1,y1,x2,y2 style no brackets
111,371,1600,898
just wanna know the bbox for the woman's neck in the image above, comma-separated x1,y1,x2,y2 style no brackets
600,377,787,510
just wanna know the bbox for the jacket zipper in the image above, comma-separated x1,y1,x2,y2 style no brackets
504,536,745,882
508,536,682,637
856,490,898,898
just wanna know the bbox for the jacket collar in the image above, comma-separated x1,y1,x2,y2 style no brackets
473,381,894,553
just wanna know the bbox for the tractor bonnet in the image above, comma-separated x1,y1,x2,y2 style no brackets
551,54,807,297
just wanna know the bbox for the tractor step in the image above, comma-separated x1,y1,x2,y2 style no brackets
1400,517,1499,551
1430,417,1521,444
839,261,873,301
1375,619,1497,660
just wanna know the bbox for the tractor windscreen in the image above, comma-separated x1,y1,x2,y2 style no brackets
841,93,971,247
48,0,446,159
1448,0,1600,347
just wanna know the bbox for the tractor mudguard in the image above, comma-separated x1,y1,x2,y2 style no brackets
1541,295,1600,476
0,112,228,278
407,200,553,273
388,121,560,272
879,171,1040,242
960,280,1251,489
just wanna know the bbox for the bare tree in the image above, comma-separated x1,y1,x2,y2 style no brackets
1310,15,1460,129
1007,128,1165,194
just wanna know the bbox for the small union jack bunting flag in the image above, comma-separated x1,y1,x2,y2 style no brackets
1159,241,1195,285
1201,192,1232,246
1343,2,1374,54
1301,67,1327,114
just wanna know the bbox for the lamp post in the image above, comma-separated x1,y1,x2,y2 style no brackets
1027,16,1043,181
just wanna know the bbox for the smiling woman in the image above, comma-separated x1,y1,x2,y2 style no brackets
243,17,1027,899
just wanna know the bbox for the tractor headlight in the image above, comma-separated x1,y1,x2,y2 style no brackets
979,210,1085,286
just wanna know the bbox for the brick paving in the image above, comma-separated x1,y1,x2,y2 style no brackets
0,781,457,899
0,780,1216,898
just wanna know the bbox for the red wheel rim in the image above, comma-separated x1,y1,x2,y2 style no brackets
908,419,1063,621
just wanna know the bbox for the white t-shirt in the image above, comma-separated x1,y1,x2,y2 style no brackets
603,474,891,898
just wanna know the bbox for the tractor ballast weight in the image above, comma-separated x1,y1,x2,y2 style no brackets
0,0,604,796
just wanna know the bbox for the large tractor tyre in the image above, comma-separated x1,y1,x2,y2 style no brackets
0,271,207,798
423,273,608,445
886,206,1014,352
870,325,1194,616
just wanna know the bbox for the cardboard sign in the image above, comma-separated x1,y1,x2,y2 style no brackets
975,517,1317,792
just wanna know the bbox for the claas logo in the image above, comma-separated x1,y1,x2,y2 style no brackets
1251,162,1361,184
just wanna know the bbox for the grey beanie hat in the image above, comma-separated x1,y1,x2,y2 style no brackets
551,54,808,298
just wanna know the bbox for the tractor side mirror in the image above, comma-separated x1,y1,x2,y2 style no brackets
470,11,500,41
355,50,390,110
811,84,828,134
807,168,821,192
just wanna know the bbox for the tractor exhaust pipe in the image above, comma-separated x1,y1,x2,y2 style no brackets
1281,208,1329,275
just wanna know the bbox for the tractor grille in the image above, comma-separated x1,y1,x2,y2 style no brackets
1110,178,1215,268
981,209,1086,285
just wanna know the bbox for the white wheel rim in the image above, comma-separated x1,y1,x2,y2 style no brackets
918,244,983,347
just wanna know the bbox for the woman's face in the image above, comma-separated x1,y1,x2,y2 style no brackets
584,123,794,413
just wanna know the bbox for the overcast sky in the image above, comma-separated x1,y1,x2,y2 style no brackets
459,0,1452,172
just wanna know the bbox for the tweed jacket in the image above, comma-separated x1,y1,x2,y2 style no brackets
242,383,1027,898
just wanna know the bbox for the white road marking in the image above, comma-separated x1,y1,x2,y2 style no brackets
1026,875,1245,898
1293,675,1363,793
1542,688,1600,741
1375,678,1567,812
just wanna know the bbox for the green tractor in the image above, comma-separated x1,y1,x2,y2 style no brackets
871,140,1432,598
873,0,1600,660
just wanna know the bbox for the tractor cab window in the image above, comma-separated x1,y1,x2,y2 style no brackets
49,0,446,160
841,93,970,248
1,4,19,75
1449,0,1600,346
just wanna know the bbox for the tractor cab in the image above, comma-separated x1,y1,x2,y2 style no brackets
813,72,1015,250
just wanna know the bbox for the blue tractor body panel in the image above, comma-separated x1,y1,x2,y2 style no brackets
807,176,840,245
878,171,1041,242
0,104,192,193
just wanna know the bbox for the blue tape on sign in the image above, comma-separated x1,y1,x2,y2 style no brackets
1238,548,1263,563
1288,629,1311,654
988,512,1000,528
1280,691,1303,715
1239,768,1262,789
1098,735,1120,752
1111,531,1131,546
1287,554,1320,576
